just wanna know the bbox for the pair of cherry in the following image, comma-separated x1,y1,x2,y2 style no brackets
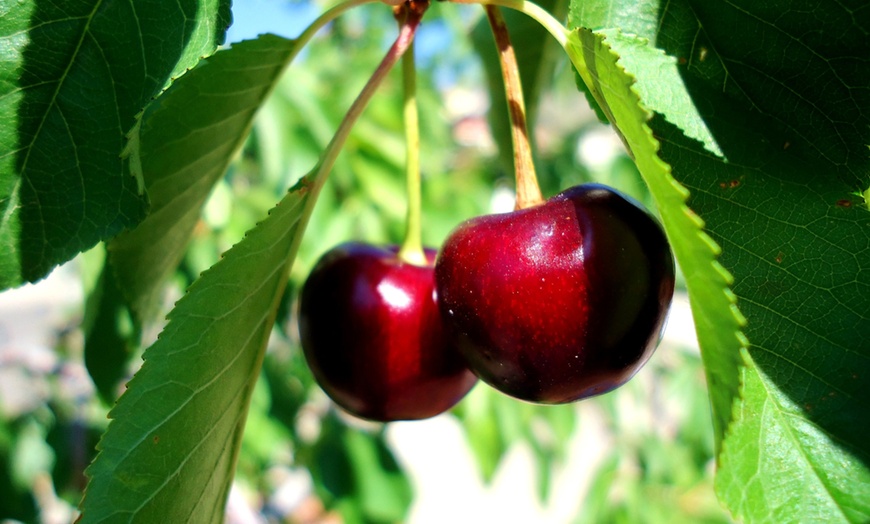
298,183,675,422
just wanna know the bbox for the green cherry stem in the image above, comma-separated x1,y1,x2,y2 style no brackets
296,4,427,234
485,4,543,210
396,38,428,266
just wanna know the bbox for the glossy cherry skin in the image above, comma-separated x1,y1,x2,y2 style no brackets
435,184,675,403
298,242,477,421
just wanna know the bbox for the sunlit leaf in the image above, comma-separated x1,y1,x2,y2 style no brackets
717,352,870,523
79,178,313,523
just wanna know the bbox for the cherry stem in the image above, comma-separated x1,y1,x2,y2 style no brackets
485,5,544,210
450,0,601,105
396,38,428,266
298,3,427,230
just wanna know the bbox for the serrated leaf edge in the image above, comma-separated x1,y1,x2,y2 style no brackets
568,27,748,447
109,35,299,325
78,186,304,521
596,28,724,158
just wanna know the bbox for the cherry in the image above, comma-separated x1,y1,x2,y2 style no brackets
434,184,675,404
298,242,477,421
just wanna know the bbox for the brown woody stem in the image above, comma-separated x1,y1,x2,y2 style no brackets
485,4,544,209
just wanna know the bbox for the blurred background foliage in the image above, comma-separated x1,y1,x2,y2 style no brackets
0,1,726,522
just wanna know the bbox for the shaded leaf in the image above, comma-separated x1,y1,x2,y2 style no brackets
656,1,869,189
84,260,137,404
570,0,870,521
0,0,232,288
596,30,721,157
655,101,870,522
108,35,300,324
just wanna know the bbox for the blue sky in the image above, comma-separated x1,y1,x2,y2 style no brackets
224,0,473,87
226,0,321,43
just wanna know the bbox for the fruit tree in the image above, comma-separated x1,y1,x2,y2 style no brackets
0,0,867,522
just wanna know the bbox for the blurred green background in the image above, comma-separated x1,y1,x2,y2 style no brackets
0,1,730,522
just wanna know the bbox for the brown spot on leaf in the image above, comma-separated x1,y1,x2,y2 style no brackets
775,252,784,264
836,199,852,208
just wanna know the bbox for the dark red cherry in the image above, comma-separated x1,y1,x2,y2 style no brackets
434,184,675,403
298,242,477,421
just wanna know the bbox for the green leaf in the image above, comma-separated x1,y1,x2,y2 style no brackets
563,27,746,452
570,0,870,521
0,0,232,288
567,0,661,125
308,415,412,524
568,0,660,42
84,259,137,403
108,35,300,324
454,386,516,482
652,104,870,522
79,179,312,523
658,1,868,189
596,30,721,158
717,352,870,523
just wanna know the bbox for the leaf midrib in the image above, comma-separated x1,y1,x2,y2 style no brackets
758,367,850,523
19,1,104,174
103,195,306,514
